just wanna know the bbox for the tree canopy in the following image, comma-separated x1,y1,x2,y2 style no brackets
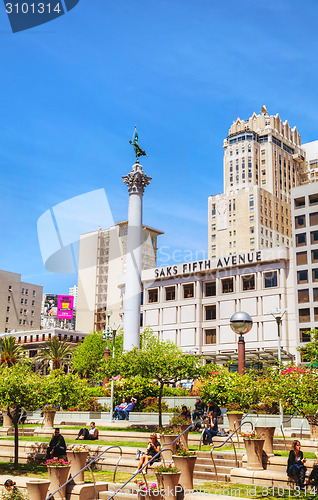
1,336,24,367
35,336,75,370
105,330,202,426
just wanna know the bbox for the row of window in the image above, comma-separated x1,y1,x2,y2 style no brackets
16,334,83,343
204,327,312,346
296,231,318,247
295,194,318,209
298,308,318,324
296,250,318,266
147,271,278,303
295,212,318,229
297,269,318,284
7,296,36,305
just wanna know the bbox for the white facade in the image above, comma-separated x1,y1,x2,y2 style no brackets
141,248,297,365
68,285,78,308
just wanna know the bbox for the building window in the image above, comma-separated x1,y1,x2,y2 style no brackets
299,308,310,323
165,286,176,301
250,238,255,245
300,328,311,343
6,306,10,312
250,227,254,234
183,283,194,299
242,274,255,291
295,215,306,229
23,320,26,325
295,197,305,209
312,250,318,263
298,289,309,303
314,289,318,302
296,252,307,266
297,270,308,284
21,298,24,304
222,278,234,293
30,321,33,327
8,285,12,292
25,289,28,295
311,231,318,244
19,320,22,325
205,305,216,320
309,194,318,205
205,329,216,344
205,282,216,297
32,300,35,306
315,308,318,322
264,271,278,288
25,299,27,305
250,216,254,223
5,317,9,323
310,212,318,226
296,233,306,247
21,288,24,294
31,311,34,316
313,269,318,282
148,289,158,303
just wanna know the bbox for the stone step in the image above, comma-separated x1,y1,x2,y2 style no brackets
193,471,230,481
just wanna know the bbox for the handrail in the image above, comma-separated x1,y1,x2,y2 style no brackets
210,419,254,481
45,445,122,500
107,420,199,500
300,415,306,440
280,411,297,451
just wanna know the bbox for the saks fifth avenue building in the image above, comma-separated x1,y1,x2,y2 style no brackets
140,247,299,366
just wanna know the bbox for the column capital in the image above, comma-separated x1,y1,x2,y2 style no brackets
122,164,152,195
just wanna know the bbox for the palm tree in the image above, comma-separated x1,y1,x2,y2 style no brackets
35,336,75,370
1,336,24,367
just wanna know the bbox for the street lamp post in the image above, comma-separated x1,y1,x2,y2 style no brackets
270,308,287,427
102,311,112,358
109,329,117,423
230,311,253,375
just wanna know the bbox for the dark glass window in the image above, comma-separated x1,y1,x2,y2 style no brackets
242,274,255,291
300,329,311,342
183,283,194,299
296,233,306,247
312,250,318,263
222,278,234,293
148,289,158,303
313,269,318,282
165,286,176,301
299,308,310,323
311,231,318,244
297,270,308,284
310,212,318,226
205,329,216,344
295,215,306,229
264,271,278,288
296,252,307,266
295,197,305,209
205,305,216,320
309,194,318,205
298,289,309,303
314,289,318,302
205,282,216,297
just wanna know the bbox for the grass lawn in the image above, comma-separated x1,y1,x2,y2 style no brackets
0,436,147,448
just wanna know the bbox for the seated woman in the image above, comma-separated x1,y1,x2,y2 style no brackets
76,421,99,440
113,398,127,420
203,412,218,446
179,405,191,420
287,440,307,488
135,433,161,474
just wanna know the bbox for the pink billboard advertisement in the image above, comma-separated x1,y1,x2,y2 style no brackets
57,295,74,320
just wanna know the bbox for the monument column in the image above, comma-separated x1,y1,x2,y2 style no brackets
122,129,151,350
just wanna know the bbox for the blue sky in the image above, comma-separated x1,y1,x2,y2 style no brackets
1,0,318,294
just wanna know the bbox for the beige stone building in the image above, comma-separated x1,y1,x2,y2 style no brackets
208,106,309,258
0,270,42,333
76,221,163,333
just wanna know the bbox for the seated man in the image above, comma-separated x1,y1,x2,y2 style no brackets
113,398,127,420
202,412,218,446
76,421,99,440
192,398,206,421
45,428,66,459
118,397,137,420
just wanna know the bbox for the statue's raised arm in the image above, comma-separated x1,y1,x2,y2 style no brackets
129,127,148,162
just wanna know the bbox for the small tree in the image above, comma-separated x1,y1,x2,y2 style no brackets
105,330,202,427
297,328,318,367
35,336,75,370
1,336,24,366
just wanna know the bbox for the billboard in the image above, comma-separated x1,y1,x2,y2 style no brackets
57,295,74,320
43,294,58,317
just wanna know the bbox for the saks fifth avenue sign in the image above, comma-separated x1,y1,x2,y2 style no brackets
154,251,262,278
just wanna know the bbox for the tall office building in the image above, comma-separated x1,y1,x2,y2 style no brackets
68,285,78,308
76,221,163,333
0,270,42,333
208,106,309,258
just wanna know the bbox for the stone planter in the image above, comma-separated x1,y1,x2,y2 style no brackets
66,450,89,484
160,434,179,463
172,455,196,490
26,479,50,500
156,472,181,500
173,425,189,449
48,465,71,500
2,410,12,429
255,426,275,457
243,438,265,470
227,412,243,434
309,423,318,440
43,411,56,429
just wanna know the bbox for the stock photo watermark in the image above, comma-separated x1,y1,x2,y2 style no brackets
3,0,80,32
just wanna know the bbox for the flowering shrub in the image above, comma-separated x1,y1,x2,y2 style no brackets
138,481,159,492
159,426,177,435
43,404,60,411
242,431,260,440
140,397,169,413
174,447,196,456
46,457,70,467
67,445,87,452
155,464,180,474
169,415,191,426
